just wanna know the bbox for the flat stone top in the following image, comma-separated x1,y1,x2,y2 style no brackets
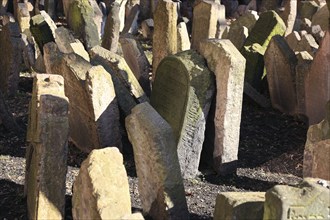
35,74,67,99
218,192,265,202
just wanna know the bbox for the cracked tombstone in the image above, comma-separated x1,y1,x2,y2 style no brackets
150,50,215,178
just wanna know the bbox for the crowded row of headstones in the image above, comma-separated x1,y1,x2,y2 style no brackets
0,0,329,219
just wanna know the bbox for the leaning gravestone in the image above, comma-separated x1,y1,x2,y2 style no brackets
264,35,298,115
150,50,215,178
278,0,297,36
305,31,330,125
199,39,245,175
43,43,121,153
126,102,189,220
72,147,131,219
263,178,330,220
241,10,286,90
102,2,120,53
25,74,69,220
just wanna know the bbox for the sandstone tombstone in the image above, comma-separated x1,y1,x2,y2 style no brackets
89,0,103,38
223,24,249,50
25,74,69,220
102,2,120,53
17,2,30,33
152,0,178,79
72,147,131,219
177,21,190,52
89,45,149,116
263,178,330,220
121,4,139,35
126,102,189,219
199,39,245,175
265,35,298,115
311,4,329,31
278,0,297,36
44,43,121,152
305,31,330,125
150,50,215,178
241,10,286,89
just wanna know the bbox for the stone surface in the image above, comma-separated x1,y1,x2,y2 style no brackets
177,21,190,52
199,39,245,175
311,4,329,31
298,0,319,20
17,2,30,33
44,43,121,152
102,2,120,53
305,31,330,125
72,147,131,219
89,45,149,116
241,10,286,90
121,212,145,219
119,35,151,97
223,24,249,50
214,192,265,220
141,18,153,39
126,102,189,220
150,50,215,178
25,74,69,220
263,178,330,220
152,0,178,79
122,4,139,35
278,0,297,36
89,0,103,38
264,35,298,115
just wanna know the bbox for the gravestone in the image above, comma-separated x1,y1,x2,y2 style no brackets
278,0,297,36
199,39,245,175
89,0,103,38
150,50,215,178
17,2,30,33
43,43,122,152
264,35,298,115
25,74,69,220
0,21,23,96
72,147,131,219
89,45,149,116
44,0,56,19
241,10,286,90
311,4,329,32
304,101,330,179
223,24,249,50
126,102,189,219
177,22,190,52
263,178,330,220
102,2,120,53
119,35,151,97
141,18,153,39
305,31,330,125
152,0,178,79
121,4,139,35
298,1,318,20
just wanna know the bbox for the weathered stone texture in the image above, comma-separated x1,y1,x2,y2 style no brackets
311,4,329,32
214,192,265,220
278,0,297,36
102,2,120,53
72,147,131,219
150,50,215,178
25,74,69,220
17,2,30,33
126,102,189,220
263,178,330,220
199,39,245,175
177,22,190,52
152,0,178,79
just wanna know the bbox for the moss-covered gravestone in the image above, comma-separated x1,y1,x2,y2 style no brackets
150,50,215,179
241,10,286,90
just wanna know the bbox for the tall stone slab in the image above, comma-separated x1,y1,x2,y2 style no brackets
122,4,139,35
17,2,30,33
43,43,121,153
152,0,178,79
199,39,245,175
191,0,225,51
89,45,149,116
263,178,330,220
102,2,120,53
25,74,69,220
305,31,330,125
89,0,103,38
177,22,190,52
278,0,297,36
67,0,99,50
304,101,330,179
241,10,286,90
264,35,298,115
119,35,151,97
72,147,131,219
125,102,189,220
150,50,215,178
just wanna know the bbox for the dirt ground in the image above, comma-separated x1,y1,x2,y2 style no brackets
0,73,308,219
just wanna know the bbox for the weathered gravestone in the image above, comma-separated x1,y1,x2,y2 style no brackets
311,4,329,32
241,10,286,90
278,0,297,36
150,50,215,178
152,0,178,79
72,147,131,219
199,39,245,175
121,4,139,35
43,43,121,153
177,21,190,52
298,1,319,20
17,2,30,33
264,35,298,115
304,101,330,180
214,192,265,220
126,102,189,220
102,2,120,53
25,74,69,219
0,20,23,96
119,35,151,97
89,45,149,116
305,31,330,125
66,0,99,50
263,178,330,220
